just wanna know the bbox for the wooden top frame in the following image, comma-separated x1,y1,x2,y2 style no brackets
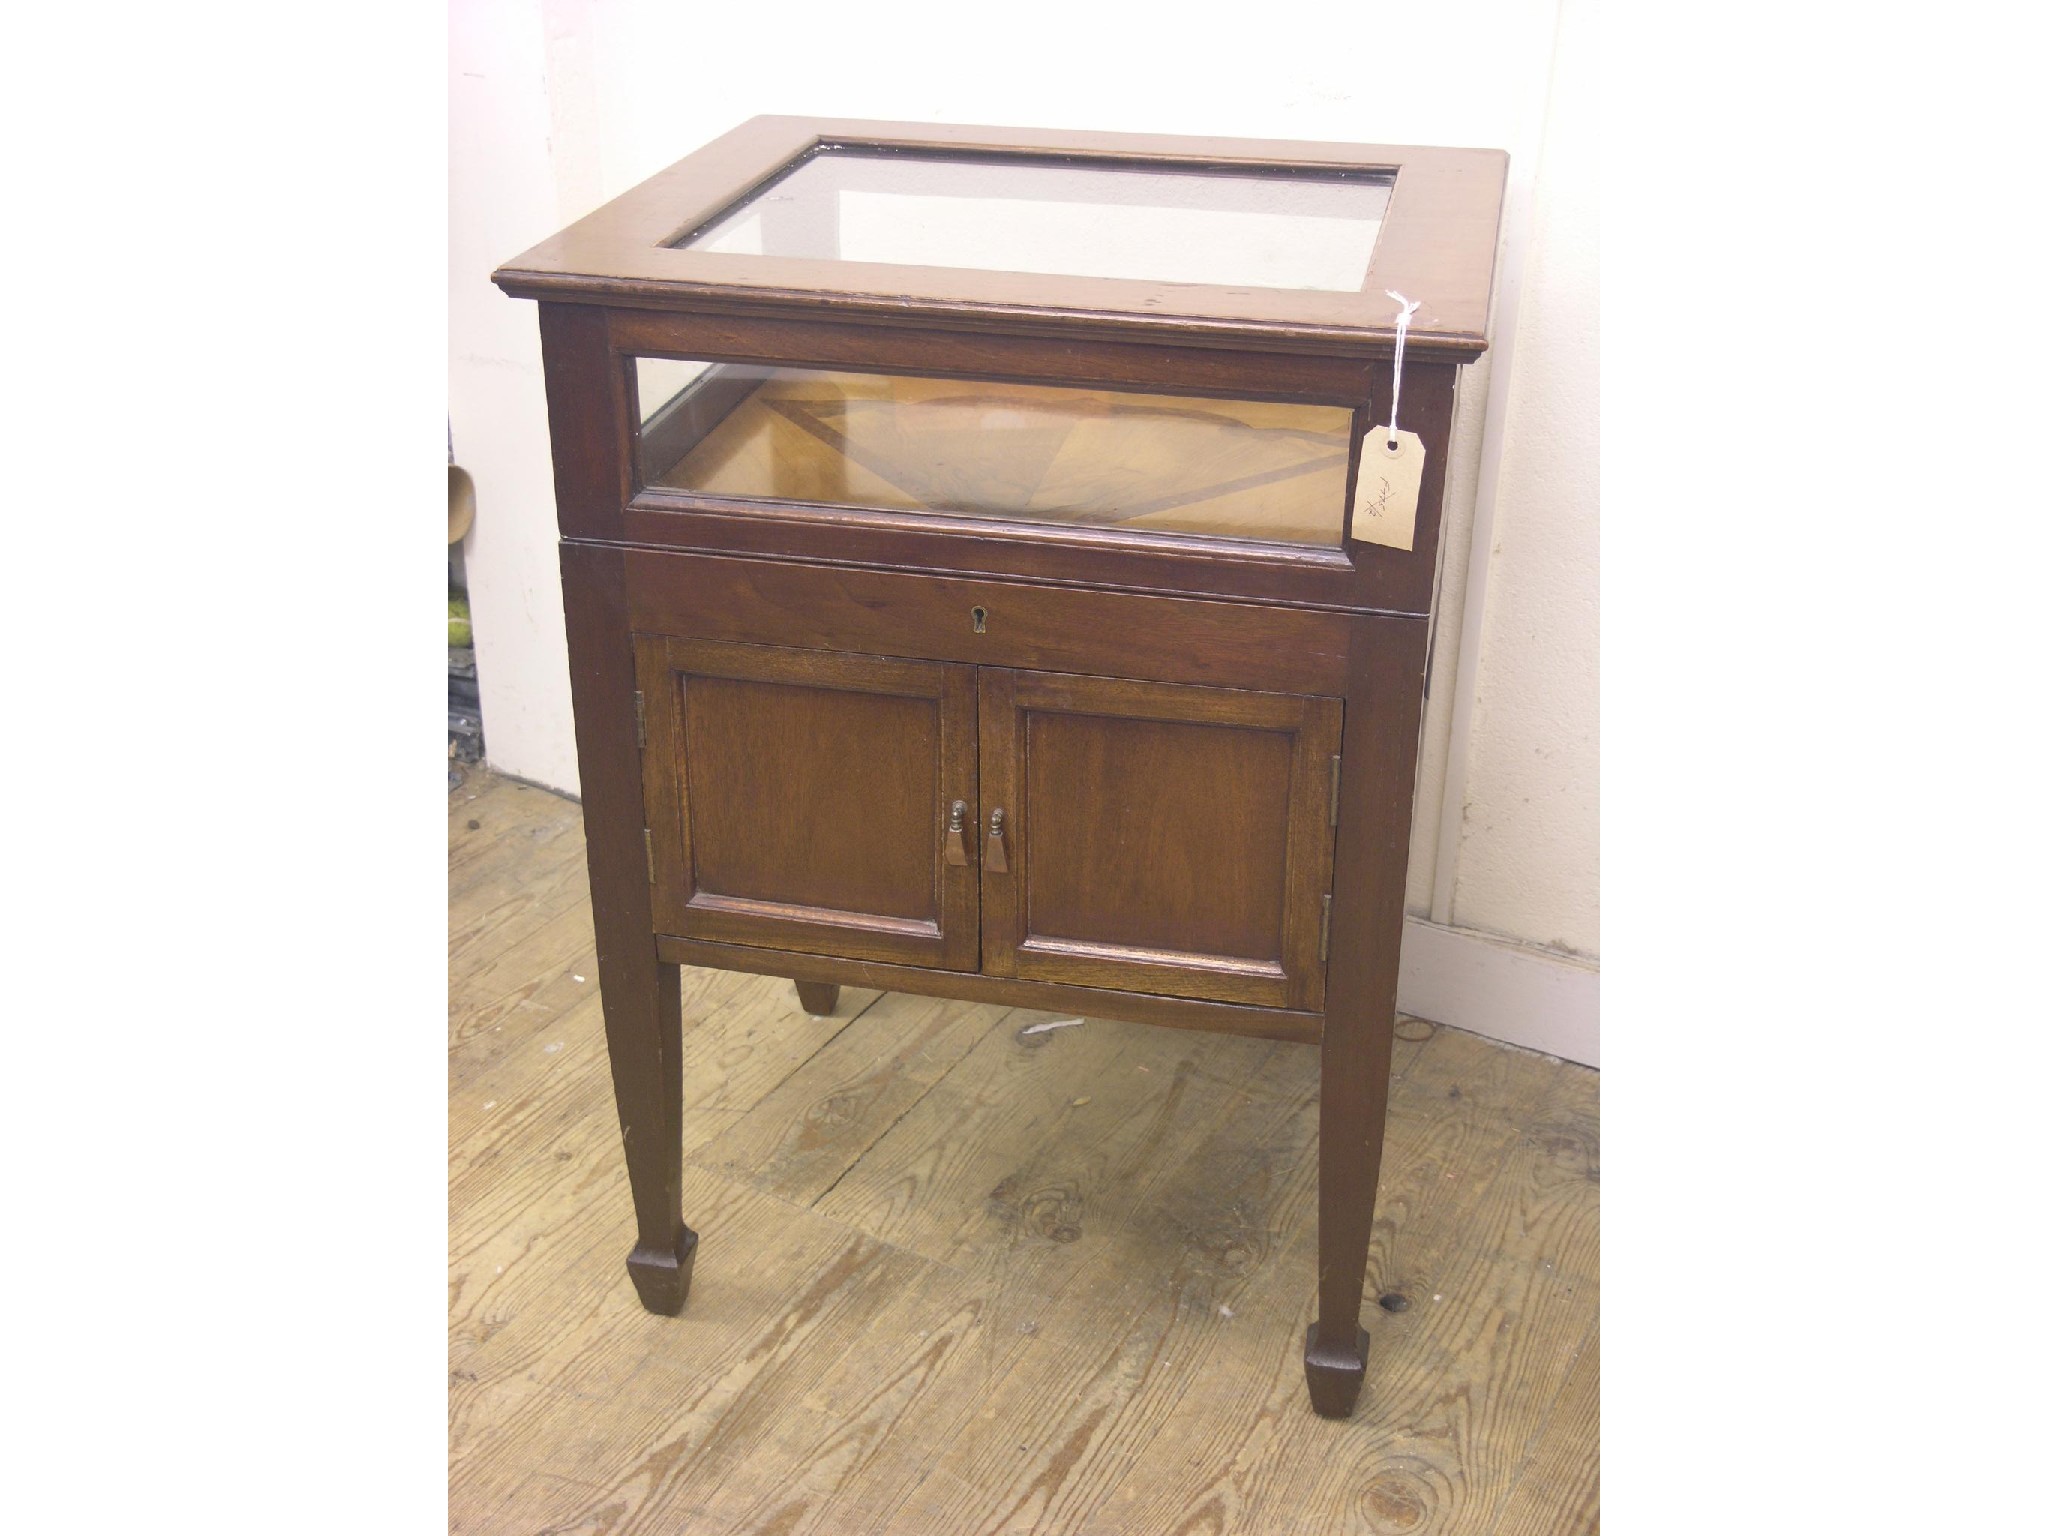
494,117,1508,362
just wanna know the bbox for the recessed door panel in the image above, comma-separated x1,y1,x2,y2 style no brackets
980,669,1342,1008
636,636,979,970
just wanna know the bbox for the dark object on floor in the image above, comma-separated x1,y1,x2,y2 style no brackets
450,644,484,764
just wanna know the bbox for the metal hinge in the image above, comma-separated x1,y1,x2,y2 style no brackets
634,691,646,749
1320,894,1332,962
1328,755,1342,827
644,827,655,884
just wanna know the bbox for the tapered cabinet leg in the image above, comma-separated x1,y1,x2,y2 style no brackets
560,538,699,1319
794,980,840,1016
1305,615,1430,1418
1304,1003,1390,1418
605,955,697,1316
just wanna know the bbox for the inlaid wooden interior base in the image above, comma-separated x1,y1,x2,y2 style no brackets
626,1225,700,1316
648,369,1354,546
1303,1321,1371,1419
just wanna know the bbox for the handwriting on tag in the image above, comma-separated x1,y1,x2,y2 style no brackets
1351,427,1425,551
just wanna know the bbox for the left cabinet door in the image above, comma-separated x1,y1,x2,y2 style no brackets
634,635,980,971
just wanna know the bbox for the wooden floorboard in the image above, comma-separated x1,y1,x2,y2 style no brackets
450,768,1599,1534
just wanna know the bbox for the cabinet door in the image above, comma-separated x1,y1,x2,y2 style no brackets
636,636,979,970
978,669,1343,1009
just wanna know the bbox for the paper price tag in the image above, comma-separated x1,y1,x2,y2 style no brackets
1350,427,1425,550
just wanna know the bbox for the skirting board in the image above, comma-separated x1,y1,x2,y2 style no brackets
1395,918,1600,1067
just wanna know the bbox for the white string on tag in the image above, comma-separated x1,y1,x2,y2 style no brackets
1384,290,1420,447
1351,291,1428,550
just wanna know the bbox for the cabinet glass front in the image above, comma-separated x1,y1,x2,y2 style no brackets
632,359,1356,549
670,147,1392,294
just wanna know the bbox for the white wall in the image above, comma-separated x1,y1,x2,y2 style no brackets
1444,0,1598,962
448,2,579,792
448,0,1600,1059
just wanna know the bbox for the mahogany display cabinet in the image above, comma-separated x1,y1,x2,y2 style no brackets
495,117,1506,1419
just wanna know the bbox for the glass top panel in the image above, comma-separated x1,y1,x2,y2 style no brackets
672,147,1392,293
634,359,1356,548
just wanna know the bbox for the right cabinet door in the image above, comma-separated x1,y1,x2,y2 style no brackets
978,669,1344,1010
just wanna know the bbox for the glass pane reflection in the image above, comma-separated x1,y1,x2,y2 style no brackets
672,147,1391,293
635,359,1356,548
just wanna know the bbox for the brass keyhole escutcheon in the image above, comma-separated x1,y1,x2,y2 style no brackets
970,605,988,633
